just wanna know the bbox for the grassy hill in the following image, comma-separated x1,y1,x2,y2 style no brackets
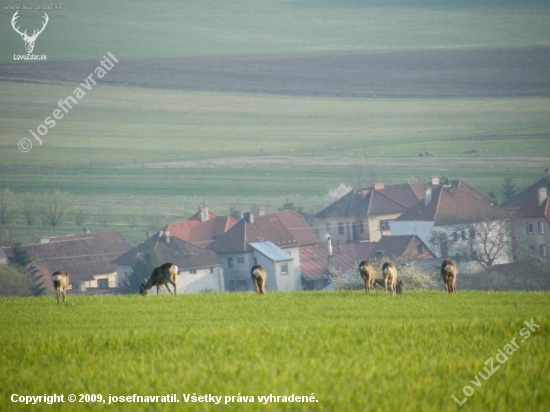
1,291,548,411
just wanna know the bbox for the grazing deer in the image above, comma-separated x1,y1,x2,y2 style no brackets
251,265,267,294
359,260,377,293
139,263,178,296
11,11,49,54
382,262,398,296
441,259,457,294
51,271,70,305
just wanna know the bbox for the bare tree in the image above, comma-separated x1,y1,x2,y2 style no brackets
42,190,72,229
436,216,513,273
124,214,139,229
96,205,114,229
73,205,88,228
20,193,38,229
0,188,17,226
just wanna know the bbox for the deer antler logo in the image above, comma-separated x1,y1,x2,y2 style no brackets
11,11,49,54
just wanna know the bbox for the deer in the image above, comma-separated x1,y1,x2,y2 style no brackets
51,271,70,305
139,263,178,296
11,11,49,54
251,265,267,294
441,259,457,294
382,262,398,296
359,260,377,293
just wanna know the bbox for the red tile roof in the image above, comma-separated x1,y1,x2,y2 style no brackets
208,214,299,253
315,181,433,218
166,215,237,248
501,177,550,220
265,210,319,246
1,231,132,285
397,180,510,225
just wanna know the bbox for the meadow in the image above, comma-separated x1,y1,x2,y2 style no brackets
1,291,549,411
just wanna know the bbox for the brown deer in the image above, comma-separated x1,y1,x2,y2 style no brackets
359,260,377,293
139,263,178,296
441,259,457,294
382,262,398,296
51,271,70,305
251,265,267,294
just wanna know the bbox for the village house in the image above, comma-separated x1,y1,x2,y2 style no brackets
315,178,441,245
207,211,304,292
500,175,550,263
390,180,513,272
0,230,132,294
114,230,224,293
164,205,237,249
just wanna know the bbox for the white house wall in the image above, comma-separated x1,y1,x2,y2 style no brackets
179,267,224,293
389,221,436,253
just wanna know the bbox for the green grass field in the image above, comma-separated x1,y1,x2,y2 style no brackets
2,0,550,62
1,291,549,411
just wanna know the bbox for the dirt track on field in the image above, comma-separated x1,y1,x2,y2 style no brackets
1,46,549,98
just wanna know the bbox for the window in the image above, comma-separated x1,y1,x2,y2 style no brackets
469,229,476,240
338,222,344,234
461,231,467,241
237,257,244,264
527,223,534,234
417,244,424,254
380,220,390,231
541,245,547,258
326,222,332,233
210,267,214,274
280,263,289,275
97,278,109,288
227,257,234,269
539,222,545,234
528,245,535,256
189,269,197,275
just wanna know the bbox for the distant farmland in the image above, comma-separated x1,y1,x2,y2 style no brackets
1,46,549,98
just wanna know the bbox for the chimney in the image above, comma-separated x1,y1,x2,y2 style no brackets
244,212,254,224
424,188,432,206
82,227,91,234
431,176,440,186
374,182,385,191
199,205,209,222
40,237,50,244
327,235,334,270
538,187,548,207
165,230,171,244
258,206,265,216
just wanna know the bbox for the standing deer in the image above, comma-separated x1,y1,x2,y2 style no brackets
441,259,457,294
359,260,377,293
382,262,398,296
51,271,70,305
11,11,49,54
251,265,267,294
139,263,178,296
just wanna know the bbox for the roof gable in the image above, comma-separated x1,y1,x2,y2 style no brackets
208,214,299,253
501,177,550,220
315,181,435,219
